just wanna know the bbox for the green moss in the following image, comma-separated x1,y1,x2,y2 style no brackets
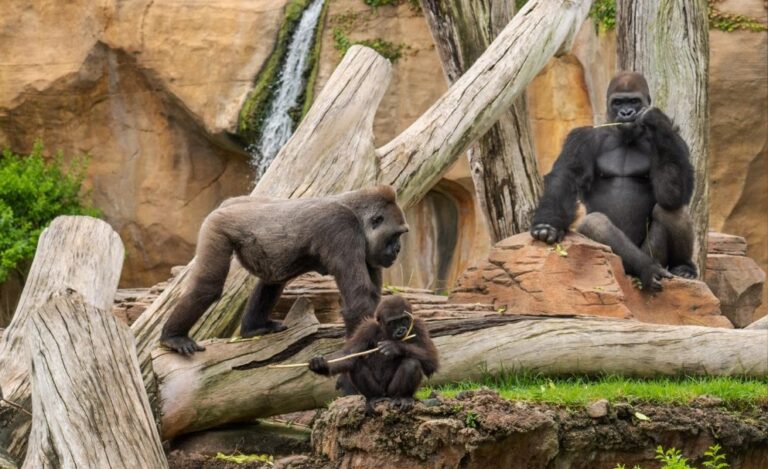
237,0,317,144
589,0,616,32
332,27,407,62
709,3,767,32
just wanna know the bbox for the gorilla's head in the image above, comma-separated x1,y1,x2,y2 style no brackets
375,295,413,340
340,185,409,268
606,71,651,123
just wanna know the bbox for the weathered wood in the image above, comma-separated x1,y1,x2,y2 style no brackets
22,292,167,469
746,315,768,330
0,216,124,463
420,0,542,240
617,0,710,273
154,308,767,439
133,1,593,407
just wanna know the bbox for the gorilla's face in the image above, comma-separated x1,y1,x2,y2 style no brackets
609,92,649,123
366,202,409,268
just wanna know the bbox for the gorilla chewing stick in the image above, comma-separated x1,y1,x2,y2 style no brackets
266,334,416,369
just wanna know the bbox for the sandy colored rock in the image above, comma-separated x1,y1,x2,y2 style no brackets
706,254,765,328
708,232,749,257
451,232,732,328
708,0,768,320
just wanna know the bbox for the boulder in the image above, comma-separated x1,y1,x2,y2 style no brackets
705,233,766,328
451,233,732,328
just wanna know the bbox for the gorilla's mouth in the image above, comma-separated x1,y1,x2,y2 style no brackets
393,326,407,339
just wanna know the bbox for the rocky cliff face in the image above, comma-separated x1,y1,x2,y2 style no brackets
0,0,765,313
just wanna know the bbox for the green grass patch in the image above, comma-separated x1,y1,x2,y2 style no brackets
332,27,407,62
419,373,768,407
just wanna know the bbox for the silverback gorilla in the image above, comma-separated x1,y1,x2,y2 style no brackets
531,71,697,291
308,296,439,410
161,186,409,355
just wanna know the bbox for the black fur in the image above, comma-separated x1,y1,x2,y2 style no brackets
531,72,697,291
309,296,439,410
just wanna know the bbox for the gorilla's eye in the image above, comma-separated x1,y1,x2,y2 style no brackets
371,215,384,228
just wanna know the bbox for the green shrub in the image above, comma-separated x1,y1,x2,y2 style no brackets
0,141,99,282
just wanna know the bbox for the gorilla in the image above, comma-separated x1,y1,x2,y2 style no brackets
161,185,409,355
308,295,439,410
531,71,697,291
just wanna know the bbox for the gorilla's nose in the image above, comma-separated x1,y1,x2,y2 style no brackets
619,108,636,118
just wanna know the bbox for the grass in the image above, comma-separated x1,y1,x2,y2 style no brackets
418,372,768,407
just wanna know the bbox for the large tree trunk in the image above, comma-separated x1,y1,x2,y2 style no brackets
22,292,167,469
616,0,710,273
154,302,768,439
132,0,593,404
420,0,542,241
0,216,124,463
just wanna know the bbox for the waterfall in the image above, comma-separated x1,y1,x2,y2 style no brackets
250,0,325,179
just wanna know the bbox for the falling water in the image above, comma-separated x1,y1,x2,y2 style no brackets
250,0,325,178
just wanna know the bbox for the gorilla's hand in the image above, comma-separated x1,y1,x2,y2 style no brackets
639,262,673,291
639,107,674,131
378,340,404,357
531,224,565,244
161,336,206,356
309,356,330,375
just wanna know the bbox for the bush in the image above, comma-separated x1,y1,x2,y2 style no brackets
0,141,99,282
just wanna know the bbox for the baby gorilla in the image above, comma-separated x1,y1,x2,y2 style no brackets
308,296,439,410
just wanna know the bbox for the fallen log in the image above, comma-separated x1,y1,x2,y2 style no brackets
746,315,768,330
22,292,167,469
0,216,124,463
153,301,768,439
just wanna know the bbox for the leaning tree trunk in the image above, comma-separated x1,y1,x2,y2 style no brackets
131,0,593,405
0,217,124,463
420,0,542,240
22,292,167,469
153,301,768,439
617,0,710,273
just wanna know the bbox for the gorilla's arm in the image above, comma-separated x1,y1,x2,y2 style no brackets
308,320,378,376
403,320,439,377
531,127,597,243
642,109,695,210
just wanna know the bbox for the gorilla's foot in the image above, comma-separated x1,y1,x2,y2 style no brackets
336,374,358,396
161,335,206,356
391,397,415,411
670,263,697,279
241,320,288,338
639,263,672,291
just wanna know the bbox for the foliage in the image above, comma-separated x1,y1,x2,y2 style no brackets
708,1,767,32
214,452,274,465
613,444,729,469
363,0,397,7
589,0,617,32
464,410,479,428
332,27,407,62
0,141,99,282
418,372,768,407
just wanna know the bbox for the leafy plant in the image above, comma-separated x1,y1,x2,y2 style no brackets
589,0,617,32
613,444,729,469
708,2,767,32
0,141,99,282
702,445,729,469
464,410,479,428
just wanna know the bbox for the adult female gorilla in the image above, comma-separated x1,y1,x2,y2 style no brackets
531,71,697,291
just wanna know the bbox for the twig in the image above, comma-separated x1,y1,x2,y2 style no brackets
267,334,416,369
1,397,32,416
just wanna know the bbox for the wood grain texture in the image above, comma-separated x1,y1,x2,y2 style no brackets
154,311,767,439
0,216,124,463
617,0,710,273
420,0,542,240
22,293,167,469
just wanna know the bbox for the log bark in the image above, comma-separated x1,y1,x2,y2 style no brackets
0,216,124,463
420,0,542,240
746,315,768,330
133,0,593,404
22,292,167,469
617,0,710,273
153,304,768,439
